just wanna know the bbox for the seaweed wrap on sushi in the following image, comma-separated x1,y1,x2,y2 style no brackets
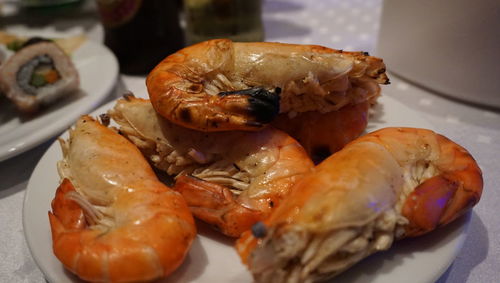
0,40,79,113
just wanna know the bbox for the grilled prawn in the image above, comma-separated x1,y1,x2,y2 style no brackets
271,101,370,162
108,96,314,237
146,39,388,133
49,116,196,282
236,127,483,283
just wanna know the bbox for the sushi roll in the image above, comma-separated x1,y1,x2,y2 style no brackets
0,39,79,113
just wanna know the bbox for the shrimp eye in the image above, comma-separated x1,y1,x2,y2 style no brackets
251,221,268,238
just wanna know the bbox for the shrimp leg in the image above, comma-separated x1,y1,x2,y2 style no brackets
175,175,264,237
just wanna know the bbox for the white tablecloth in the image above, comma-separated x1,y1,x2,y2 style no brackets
1,0,498,282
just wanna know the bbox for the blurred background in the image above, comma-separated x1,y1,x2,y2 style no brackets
0,0,383,73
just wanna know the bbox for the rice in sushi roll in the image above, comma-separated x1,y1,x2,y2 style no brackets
0,40,79,113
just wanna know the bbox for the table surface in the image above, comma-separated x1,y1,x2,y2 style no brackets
1,0,498,282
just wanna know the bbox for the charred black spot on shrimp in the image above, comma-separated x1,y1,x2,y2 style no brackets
99,113,110,127
122,91,135,101
219,87,280,125
188,83,203,92
179,107,192,123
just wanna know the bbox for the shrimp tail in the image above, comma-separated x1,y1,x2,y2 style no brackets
48,178,101,280
154,85,281,131
402,175,459,236
402,135,483,236
217,87,281,126
50,178,86,231
175,174,263,237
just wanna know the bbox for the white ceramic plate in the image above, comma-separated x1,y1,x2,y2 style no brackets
0,40,118,162
23,95,469,283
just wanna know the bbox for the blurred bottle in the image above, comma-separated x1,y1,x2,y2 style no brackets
183,0,264,44
96,0,184,75
21,0,82,8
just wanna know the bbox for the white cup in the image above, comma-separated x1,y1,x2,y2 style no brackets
376,0,500,108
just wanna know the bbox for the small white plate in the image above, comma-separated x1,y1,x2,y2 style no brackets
23,95,469,283
0,40,118,162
